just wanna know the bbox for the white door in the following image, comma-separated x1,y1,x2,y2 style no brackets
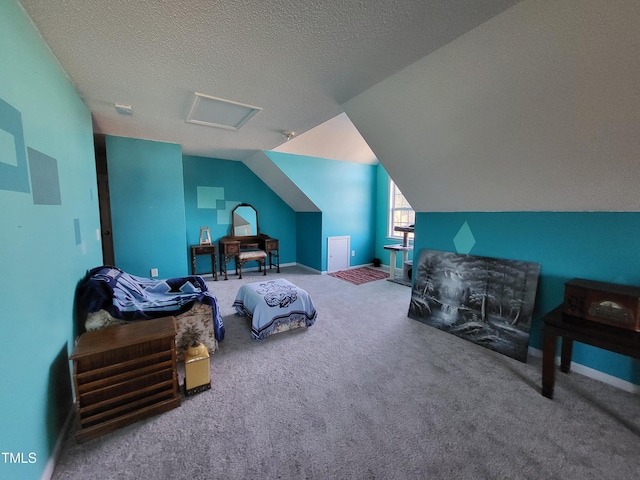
327,236,350,273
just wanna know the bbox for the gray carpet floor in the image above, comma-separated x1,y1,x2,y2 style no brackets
52,266,640,479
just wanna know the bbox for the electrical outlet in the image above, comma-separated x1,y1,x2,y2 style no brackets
150,268,159,277
351,250,356,257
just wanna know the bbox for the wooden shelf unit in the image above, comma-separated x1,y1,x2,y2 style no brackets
70,316,181,442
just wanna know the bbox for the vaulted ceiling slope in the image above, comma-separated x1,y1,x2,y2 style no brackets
18,0,521,162
344,0,640,212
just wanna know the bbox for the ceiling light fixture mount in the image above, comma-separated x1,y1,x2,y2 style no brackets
115,103,133,115
282,131,295,141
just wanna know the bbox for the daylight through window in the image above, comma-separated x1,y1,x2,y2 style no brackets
389,180,414,240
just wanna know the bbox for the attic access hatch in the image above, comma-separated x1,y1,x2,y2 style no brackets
186,93,262,130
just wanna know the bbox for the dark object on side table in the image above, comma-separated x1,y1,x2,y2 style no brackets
563,278,640,331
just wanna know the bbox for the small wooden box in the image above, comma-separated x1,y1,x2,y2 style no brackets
563,278,640,331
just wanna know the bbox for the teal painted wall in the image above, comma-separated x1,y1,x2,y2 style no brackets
266,151,377,271
296,212,323,270
414,212,640,386
183,155,296,273
106,136,188,279
0,2,102,478
374,164,414,269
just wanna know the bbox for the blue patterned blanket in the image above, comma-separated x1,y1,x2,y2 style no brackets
233,278,316,340
77,266,224,341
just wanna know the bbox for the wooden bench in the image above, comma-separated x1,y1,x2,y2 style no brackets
237,249,267,279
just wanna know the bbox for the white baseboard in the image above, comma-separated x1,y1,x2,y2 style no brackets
323,262,386,275
223,262,295,275
294,262,389,275
349,262,377,269
528,347,640,395
40,404,75,480
293,263,323,275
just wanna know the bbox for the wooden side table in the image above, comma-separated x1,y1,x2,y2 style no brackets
541,306,640,399
190,244,217,280
70,317,181,442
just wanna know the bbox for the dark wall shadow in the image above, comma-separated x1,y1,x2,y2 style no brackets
45,342,73,455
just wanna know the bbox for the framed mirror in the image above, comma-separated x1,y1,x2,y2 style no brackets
232,203,259,237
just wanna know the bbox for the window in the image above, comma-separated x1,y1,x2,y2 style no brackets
389,180,414,240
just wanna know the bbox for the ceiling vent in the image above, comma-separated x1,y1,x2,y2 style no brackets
186,92,261,130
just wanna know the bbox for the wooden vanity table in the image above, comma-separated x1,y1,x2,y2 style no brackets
264,237,280,273
218,203,279,280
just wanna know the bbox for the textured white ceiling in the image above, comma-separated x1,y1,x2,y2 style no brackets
18,0,521,162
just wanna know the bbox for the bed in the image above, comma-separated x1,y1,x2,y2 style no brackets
232,278,317,340
76,266,224,360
